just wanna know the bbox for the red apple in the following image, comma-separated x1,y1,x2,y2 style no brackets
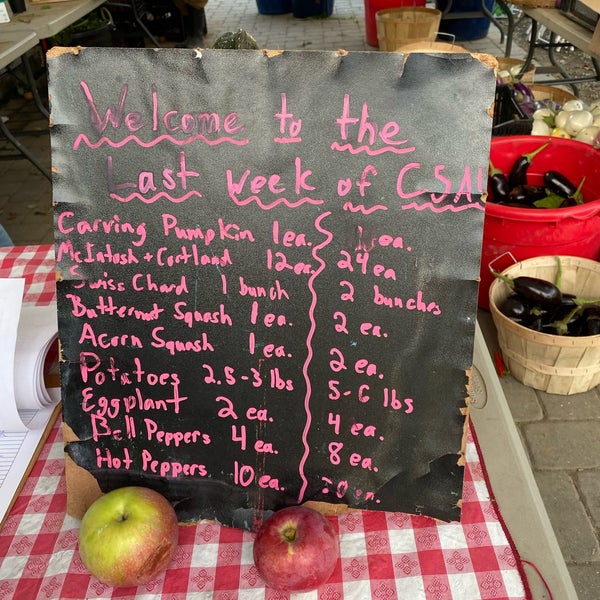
253,505,339,592
78,486,179,587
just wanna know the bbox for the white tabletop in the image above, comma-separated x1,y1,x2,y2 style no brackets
0,0,105,39
0,29,38,69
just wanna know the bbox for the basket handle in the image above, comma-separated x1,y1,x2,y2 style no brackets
435,32,457,46
487,252,517,275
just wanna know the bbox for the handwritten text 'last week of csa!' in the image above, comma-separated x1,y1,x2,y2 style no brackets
54,82,479,502
67,84,485,211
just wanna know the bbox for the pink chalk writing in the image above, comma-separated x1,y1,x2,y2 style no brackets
226,157,323,209
297,211,333,501
76,81,247,144
396,163,486,211
332,94,416,155
274,93,302,144
53,56,486,517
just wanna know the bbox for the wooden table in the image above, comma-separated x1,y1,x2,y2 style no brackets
521,7,600,94
0,0,105,180
0,29,51,179
1,0,106,40
0,29,38,64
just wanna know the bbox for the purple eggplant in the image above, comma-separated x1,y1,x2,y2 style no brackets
508,184,547,206
493,272,562,308
488,161,510,204
508,141,550,189
543,171,576,198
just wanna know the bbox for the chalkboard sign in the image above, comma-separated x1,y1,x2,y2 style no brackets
48,47,495,526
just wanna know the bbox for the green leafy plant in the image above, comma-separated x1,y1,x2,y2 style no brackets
51,8,113,46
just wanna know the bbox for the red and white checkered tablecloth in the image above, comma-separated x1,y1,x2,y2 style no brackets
0,245,56,306
0,245,531,600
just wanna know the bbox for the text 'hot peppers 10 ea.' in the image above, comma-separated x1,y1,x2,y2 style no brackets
494,259,600,337
487,141,586,209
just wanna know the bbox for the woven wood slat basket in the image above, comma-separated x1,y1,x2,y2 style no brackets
529,83,578,106
510,0,557,8
376,8,442,52
489,256,600,395
496,57,536,83
396,40,469,53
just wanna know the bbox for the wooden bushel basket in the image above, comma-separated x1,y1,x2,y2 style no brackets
489,255,600,395
376,7,441,52
529,83,578,106
496,57,536,83
510,0,557,8
397,40,469,53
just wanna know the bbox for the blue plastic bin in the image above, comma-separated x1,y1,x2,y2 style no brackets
436,0,495,41
257,0,292,14
292,0,334,18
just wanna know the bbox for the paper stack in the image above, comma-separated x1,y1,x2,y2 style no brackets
0,278,61,525
0,278,60,432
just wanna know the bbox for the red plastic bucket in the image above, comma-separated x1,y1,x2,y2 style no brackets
364,0,426,46
479,135,600,309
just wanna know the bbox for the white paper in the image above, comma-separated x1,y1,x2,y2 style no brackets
0,407,57,525
0,279,60,526
0,279,60,431
0,279,25,431
0,2,11,23
14,303,59,409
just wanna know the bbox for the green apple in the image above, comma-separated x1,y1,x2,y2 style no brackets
78,486,179,587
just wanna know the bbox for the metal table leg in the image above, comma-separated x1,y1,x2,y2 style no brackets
438,0,515,57
21,50,49,120
546,32,579,95
520,14,600,94
495,0,514,57
0,117,52,181
521,17,538,74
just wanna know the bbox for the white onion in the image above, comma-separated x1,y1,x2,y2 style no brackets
561,99,587,112
531,120,552,136
532,108,554,121
575,125,600,145
565,110,594,136
589,101,600,117
554,110,570,129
